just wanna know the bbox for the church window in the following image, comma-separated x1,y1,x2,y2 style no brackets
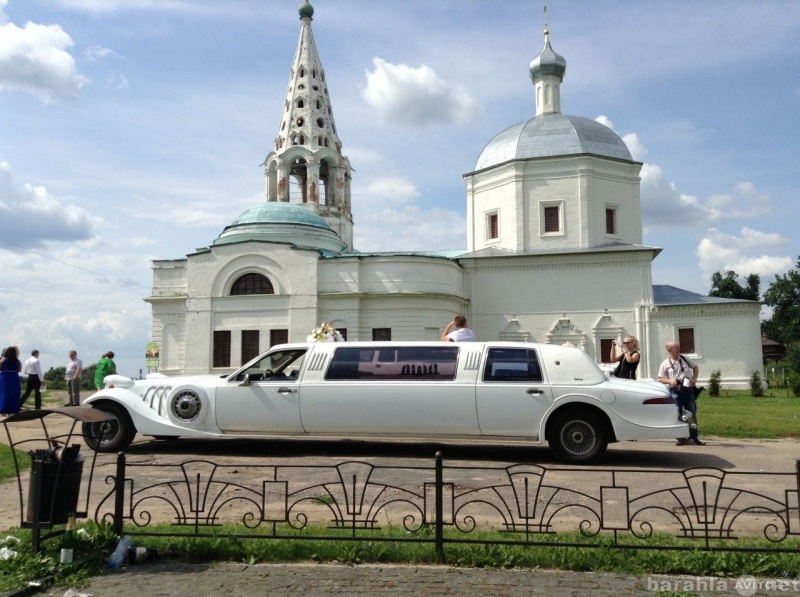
600,339,615,364
372,328,391,341
281,121,286,131
270,329,288,347
486,211,499,240
313,84,319,91
241,330,260,365
298,84,305,90
299,68,305,77
285,101,289,112
544,205,560,233
317,117,324,128
296,117,304,126
213,331,231,368
606,208,616,235
297,99,304,108
230,273,275,296
316,98,321,109
678,328,696,354
312,69,317,78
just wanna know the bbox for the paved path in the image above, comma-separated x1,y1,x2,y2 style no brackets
63,562,795,596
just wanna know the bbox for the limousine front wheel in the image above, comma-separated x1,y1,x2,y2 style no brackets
82,401,136,453
547,408,608,464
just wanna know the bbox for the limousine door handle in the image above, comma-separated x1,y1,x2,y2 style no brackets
526,388,544,395
277,387,297,395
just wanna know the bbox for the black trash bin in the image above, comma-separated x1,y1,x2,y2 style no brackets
26,450,84,525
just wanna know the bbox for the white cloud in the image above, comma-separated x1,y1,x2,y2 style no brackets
0,162,98,247
0,19,87,102
639,161,774,229
354,203,466,253
696,227,793,278
356,176,419,202
362,58,480,127
84,45,118,61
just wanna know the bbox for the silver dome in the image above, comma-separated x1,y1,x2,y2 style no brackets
474,114,633,171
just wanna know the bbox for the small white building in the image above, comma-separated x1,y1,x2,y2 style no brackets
146,1,762,387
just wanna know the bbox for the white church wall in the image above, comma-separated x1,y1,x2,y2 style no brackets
650,303,763,389
151,259,188,296
319,255,465,296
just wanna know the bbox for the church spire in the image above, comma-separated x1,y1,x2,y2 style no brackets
529,8,566,117
263,0,354,251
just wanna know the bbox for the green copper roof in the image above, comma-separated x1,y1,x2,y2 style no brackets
299,0,314,19
231,203,330,229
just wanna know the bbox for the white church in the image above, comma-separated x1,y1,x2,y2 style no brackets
145,1,763,387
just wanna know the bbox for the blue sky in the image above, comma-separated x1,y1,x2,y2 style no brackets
1,0,799,377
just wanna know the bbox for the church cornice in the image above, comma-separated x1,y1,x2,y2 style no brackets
458,249,658,270
465,152,642,179
650,303,761,319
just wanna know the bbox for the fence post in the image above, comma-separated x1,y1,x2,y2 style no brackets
435,451,444,562
113,451,126,535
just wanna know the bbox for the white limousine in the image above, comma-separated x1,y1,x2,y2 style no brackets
82,342,686,463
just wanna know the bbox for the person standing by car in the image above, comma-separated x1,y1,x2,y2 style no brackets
441,315,477,342
65,350,83,406
657,341,705,446
609,336,640,379
94,351,116,390
21,349,44,409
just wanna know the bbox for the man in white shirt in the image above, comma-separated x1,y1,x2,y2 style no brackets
21,349,44,409
441,315,477,342
65,350,83,406
657,341,705,446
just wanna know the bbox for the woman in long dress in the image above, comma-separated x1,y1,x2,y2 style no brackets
0,345,22,415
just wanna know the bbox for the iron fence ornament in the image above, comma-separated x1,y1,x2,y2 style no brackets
92,453,800,556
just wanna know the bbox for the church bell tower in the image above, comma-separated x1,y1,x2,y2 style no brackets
262,0,354,251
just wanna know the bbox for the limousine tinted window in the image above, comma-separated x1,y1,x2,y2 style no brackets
326,346,459,381
483,348,543,382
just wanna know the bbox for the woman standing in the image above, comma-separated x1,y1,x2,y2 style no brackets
0,346,22,415
609,336,641,380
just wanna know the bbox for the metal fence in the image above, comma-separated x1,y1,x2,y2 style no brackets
94,452,800,558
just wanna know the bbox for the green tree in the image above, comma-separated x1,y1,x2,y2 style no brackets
709,270,760,301
81,364,97,391
762,257,800,345
44,366,66,390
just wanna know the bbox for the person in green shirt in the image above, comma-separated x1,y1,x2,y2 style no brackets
95,351,116,390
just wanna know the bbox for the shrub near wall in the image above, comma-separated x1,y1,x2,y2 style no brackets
709,370,721,397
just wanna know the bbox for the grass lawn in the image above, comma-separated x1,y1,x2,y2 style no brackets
697,389,800,438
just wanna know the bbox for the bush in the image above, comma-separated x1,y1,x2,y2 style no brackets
789,372,800,397
749,370,764,398
708,370,721,397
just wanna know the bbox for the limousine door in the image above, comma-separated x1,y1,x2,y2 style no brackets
475,347,554,439
215,348,306,434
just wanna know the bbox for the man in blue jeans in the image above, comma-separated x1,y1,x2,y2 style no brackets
657,341,706,446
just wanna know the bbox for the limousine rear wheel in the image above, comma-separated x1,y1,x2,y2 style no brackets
82,401,137,453
547,408,608,464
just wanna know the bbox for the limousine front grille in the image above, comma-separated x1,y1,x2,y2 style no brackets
142,385,172,418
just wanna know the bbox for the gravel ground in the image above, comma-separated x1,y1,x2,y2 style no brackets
49,561,792,597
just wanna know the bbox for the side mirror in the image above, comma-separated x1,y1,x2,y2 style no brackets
239,373,251,387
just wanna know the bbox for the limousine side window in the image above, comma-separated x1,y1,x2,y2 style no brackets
232,349,307,382
483,348,543,383
325,346,459,381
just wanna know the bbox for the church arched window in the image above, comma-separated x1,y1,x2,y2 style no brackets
230,273,274,296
